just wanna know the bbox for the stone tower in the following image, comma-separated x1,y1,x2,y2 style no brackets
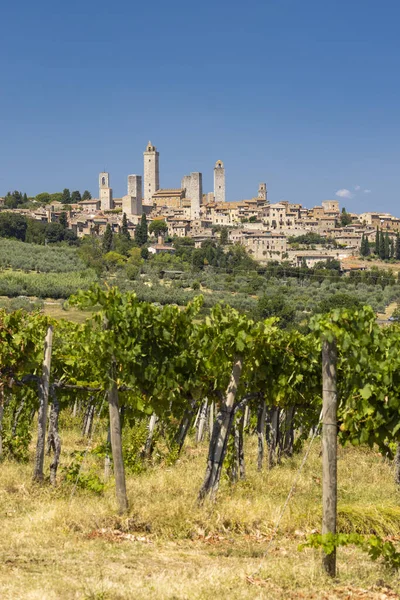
143,141,159,205
122,175,143,216
258,183,267,201
214,160,225,204
181,172,203,220
99,172,113,210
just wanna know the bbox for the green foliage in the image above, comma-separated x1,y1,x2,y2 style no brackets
149,219,168,237
59,212,68,229
102,224,113,253
61,451,105,494
0,269,96,298
135,214,148,246
256,292,296,328
71,191,81,203
62,189,71,204
340,207,352,227
82,190,92,200
122,420,148,474
0,239,85,272
360,234,370,257
314,293,362,314
104,251,126,268
3,191,26,209
299,532,400,570
219,227,229,245
35,192,51,204
288,233,331,246
0,212,28,241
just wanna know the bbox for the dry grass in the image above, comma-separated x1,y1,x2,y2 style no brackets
0,426,400,599
42,301,92,323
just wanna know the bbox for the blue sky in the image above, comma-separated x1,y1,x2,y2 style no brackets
1,0,399,213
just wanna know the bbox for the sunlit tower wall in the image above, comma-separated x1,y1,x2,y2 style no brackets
99,172,113,210
258,182,267,201
122,175,143,216
189,172,202,220
214,160,225,204
143,141,160,204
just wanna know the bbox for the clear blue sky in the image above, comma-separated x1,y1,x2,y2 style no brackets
1,0,399,213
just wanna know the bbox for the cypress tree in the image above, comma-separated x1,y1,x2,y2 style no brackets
62,188,71,204
379,233,385,259
140,213,148,244
396,233,400,260
375,228,380,255
361,234,370,256
102,223,113,253
121,213,130,240
360,234,366,256
390,238,395,259
383,232,390,259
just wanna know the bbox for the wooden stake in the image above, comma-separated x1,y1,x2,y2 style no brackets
322,338,338,577
108,379,128,514
33,326,53,482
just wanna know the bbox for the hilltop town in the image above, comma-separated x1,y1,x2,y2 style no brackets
1,141,398,268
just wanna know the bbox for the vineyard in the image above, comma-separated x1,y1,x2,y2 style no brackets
2,286,400,598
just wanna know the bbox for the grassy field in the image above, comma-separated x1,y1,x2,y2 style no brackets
1,421,400,599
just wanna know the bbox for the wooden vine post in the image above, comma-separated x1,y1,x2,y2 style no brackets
108,373,128,514
321,338,338,577
33,325,53,482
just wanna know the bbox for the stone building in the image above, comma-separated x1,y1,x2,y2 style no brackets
152,189,184,209
122,174,142,216
143,141,159,204
214,160,225,204
99,172,113,211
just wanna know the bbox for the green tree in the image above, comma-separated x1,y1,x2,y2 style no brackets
390,237,395,259
220,226,229,246
59,212,68,229
340,207,352,227
102,224,114,253
35,192,51,204
375,228,380,255
360,234,370,257
379,230,386,260
82,190,92,200
135,213,148,246
395,233,400,261
121,213,130,240
62,189,71,204
71,191,81,203
256,293,296,328
149,219,168,237
0,213,28,241
4,191,23,209
384,232,390,260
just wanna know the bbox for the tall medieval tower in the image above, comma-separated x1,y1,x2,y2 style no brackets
99,172,113,210
143,141,159,205
258,183,267,201
214,160,225,204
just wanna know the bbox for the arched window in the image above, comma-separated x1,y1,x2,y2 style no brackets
101,177,105,185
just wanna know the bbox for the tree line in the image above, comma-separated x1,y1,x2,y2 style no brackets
2,188,92,209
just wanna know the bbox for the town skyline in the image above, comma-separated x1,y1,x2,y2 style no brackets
2,136,391,215
2,1,400,214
